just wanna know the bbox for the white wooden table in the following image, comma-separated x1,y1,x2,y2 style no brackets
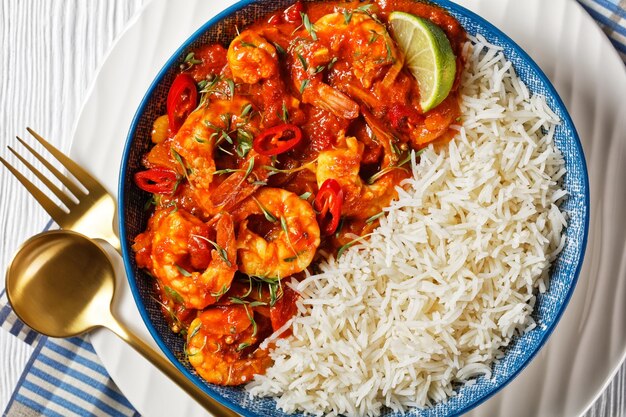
0,1,624,415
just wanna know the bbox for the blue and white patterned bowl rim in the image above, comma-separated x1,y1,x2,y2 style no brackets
119,0,590,416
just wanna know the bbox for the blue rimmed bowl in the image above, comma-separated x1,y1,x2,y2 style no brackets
118,1,589,415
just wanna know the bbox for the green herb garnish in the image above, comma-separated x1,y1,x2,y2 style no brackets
188,322,202,340
170,148,191,183
280,103,289,123
240,103,253,118
236,342,251,352
273,42,286,55
164,285,184,303
369,30,379,44
210,284,229,298
343,9,353,24
227,79,236,99
175,264,192,277
300,12,317,41
190,234,232,267
181,52,202,70
337,233,374,259
235,157,256,189
235,128,253,157
263,157,317,176
365,211,384,224
299,78,310,94
366,152,412,184
253,196,278,223
297,53,308,71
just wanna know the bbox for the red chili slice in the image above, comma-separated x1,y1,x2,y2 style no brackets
167,73,198,134
283,1,304,23
314,179,344,235
134,168,178,194
252,124,303,156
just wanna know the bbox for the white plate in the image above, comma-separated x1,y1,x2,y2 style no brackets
70,0,626,416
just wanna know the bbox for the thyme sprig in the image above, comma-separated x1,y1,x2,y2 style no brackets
235,157,256,189
366,152,413,185
239,41,257,48
181,52,202,70
190,234,232,267
243,304,258,337
164,285,184,303
175,264,192,277
263,157,318,176
337,233,374,259
279,102,290,123
251,275,283,307
205,105,255,157
280,215,300,261
252,196,277,223
296,52,308,71
343,4,375,26
186,336,207,357
213,167,244,176
273,42,286,55
300,12,317,41
188,322,202,340
171,148,192,184
210,284,229,298
197,74,236,107
299,78,310,94
150,295,184,333
236,342,251,352
365,211,384,224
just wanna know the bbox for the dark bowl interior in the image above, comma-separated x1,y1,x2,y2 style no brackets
119,1,589,416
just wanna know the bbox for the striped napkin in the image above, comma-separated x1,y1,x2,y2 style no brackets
1,1,625,416
579,0,626,60
0,290,138,417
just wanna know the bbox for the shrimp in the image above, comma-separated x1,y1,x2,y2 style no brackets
147,208,237,309
186,306,273,385
227,30,279,84
314,11,400,89
233,188,320,278
316,134,409,219
171,97,269,215
288,10,400,120
289,38,360,120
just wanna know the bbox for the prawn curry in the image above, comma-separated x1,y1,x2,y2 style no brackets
132,0,465,386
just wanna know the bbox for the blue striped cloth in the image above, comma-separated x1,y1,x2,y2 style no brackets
0,290,139,417
578,0,626,60
1,1,625,416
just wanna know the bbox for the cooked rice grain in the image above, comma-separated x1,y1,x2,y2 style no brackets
246,34,567,417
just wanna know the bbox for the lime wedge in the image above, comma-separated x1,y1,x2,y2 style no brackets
389,11,456,112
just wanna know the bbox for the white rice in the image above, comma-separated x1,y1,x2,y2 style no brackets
246,34,567,416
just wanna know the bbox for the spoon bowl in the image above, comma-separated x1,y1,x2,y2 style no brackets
7,230,114,338
5,229,239,417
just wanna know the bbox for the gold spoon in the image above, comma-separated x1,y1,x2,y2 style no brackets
6,229,240,417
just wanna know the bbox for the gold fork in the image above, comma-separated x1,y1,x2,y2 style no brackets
0,128,121,251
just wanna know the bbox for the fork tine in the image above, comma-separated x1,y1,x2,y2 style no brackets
8,145,77,208
0,156,67,224
26,127,102,192
16,136,85,198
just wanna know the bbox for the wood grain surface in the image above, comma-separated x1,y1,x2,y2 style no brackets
0,1,623,416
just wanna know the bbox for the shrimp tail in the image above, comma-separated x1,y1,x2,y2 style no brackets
304,83,360,120
210,152,271,213
362,108,398,167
